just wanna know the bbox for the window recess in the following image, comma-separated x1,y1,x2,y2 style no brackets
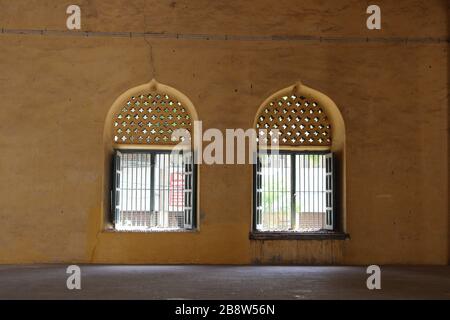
112,149,196,232
254,151,336,233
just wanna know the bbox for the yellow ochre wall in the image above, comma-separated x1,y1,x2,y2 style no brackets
0,0,448,264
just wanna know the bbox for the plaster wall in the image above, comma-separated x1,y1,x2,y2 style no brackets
0,0,448,264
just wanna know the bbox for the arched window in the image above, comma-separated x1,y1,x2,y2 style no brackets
107,79,198,231
253,82,345,236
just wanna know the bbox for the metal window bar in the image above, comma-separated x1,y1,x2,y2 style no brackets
183,152,194,229
324,153,334,230
255,151,331,232
113,150,195,231
254,154,263,229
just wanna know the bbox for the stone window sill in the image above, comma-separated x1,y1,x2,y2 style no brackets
103,228,199,234
249,231,349,240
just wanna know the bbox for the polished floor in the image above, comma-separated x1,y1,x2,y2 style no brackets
0,265,449,299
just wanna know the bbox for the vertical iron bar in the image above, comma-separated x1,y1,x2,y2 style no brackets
314,154,316,229
261,154,265,230
160,153,163,226
138,153,142,227
161,154,164,227
182,151,186,223
319,154,321,229
320,155,326,228
167,153,170,227
135,153,138,228
178,152,181,221
130,153,134,227
173,152,176,227
163,152,165,225
118,154,123,228
157,152,159,221
295,153,298,230
271,154,274,230
274,155,281,230
308,154,311,230
150,153,155,217
125,154,128,227
144,153,148,228
168,152,171,227
290,153,296,230
283,154,286,230
303,154,305,231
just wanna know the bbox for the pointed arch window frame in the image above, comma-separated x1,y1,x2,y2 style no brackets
251,82,348,240
104,79,199,233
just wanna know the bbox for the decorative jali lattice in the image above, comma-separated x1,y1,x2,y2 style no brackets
113,93,192,145
256,94,331,146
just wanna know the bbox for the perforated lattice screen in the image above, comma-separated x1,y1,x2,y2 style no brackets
113,93,193,145
256,94,331,146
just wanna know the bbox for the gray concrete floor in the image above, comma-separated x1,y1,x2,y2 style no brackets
0,265,449,299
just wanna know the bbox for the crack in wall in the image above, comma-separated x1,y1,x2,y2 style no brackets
142,0,156,79
89,231,101,262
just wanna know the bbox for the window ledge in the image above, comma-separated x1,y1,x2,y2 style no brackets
103,228,198,234
249,231,349,240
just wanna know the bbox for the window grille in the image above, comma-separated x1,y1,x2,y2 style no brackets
255,94,331,146
112,150,196,231
112,93,193,145
254,152,334,232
